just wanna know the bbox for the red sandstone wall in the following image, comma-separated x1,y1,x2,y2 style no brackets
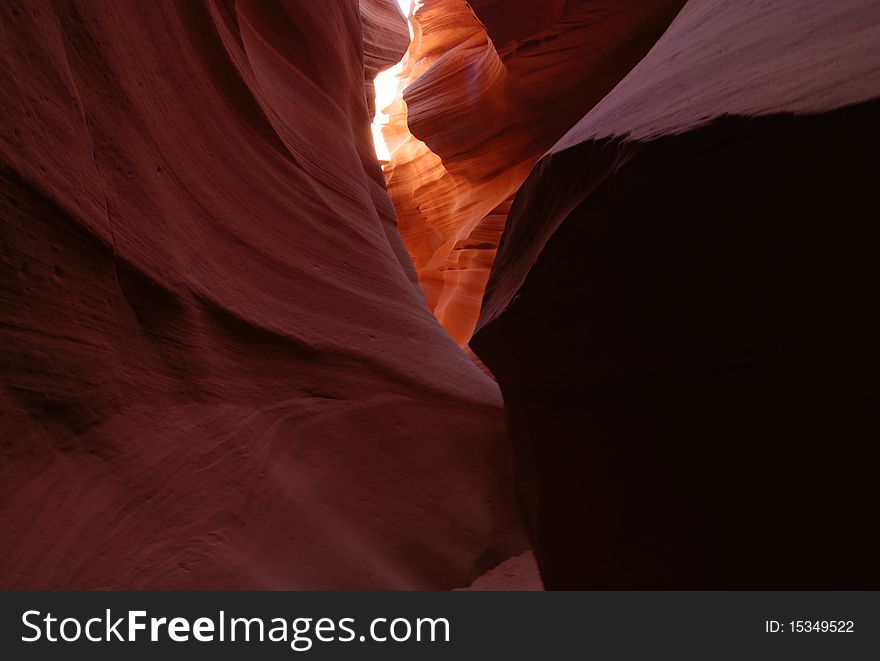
0,0,524,589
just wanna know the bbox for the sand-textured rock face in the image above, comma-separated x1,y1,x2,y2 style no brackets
0,0,526,589
472,0,880,588
379,0,686,344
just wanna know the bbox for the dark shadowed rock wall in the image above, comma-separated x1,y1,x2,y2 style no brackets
472,0,880,588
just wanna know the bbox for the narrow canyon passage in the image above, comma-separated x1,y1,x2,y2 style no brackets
2,0,879,591
372,0,686,345
372,0,880,588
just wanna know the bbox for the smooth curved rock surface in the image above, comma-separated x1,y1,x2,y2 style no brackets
0,0,525,589
380,0,685,344
473,0,880,588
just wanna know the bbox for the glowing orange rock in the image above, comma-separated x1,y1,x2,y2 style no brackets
378,0,686,344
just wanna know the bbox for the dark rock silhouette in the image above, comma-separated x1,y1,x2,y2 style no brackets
473,0,880,588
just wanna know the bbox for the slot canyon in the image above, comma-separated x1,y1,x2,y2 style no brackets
2,0,879,590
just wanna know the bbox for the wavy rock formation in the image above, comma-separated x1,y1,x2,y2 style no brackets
0,0,526,589
472,0,880,588
379,0,686,343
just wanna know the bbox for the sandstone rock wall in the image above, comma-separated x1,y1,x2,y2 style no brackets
0,0,523,589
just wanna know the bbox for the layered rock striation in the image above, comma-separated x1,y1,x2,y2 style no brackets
379,0,686,344
359,0,409,118
0,0,524,589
